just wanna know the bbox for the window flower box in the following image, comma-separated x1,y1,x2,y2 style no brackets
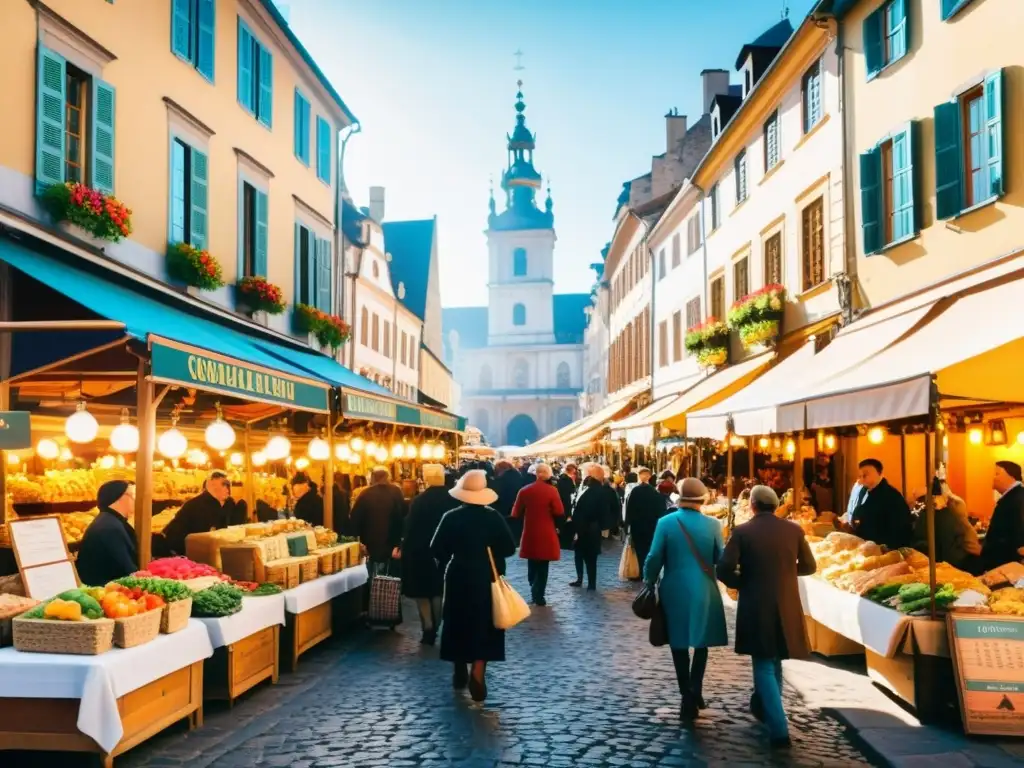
42,182,132,243
293,304,351,351
167,242,225,292
236,276,286,316
728,284,786,350
684,318,730,369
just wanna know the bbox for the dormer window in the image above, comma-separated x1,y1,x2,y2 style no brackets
712,113,720,139
744,68,752,97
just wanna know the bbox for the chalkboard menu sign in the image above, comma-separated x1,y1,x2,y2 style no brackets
946,613,1024,736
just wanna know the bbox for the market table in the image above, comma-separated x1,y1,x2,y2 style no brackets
0,621,212,767
198,593,285,705
281,564,368,671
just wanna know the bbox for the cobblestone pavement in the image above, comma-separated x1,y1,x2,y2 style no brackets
13,545,882,768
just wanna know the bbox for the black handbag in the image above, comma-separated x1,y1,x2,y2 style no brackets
632,583,658,619
649,596,668,647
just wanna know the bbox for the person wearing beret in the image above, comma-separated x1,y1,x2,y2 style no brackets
76,480,139,586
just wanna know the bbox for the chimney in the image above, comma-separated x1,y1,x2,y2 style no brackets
665,108,688,154
700,69,731,115
369,186,385,222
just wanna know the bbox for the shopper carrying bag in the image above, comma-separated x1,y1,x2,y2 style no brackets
618,539,641,580
488,546,530,629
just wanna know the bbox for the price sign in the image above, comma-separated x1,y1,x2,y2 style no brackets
946,613,1024,736
8,516,78,600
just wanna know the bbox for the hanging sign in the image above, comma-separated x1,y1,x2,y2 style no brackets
8,516,79,600
0,411,31,450
150,338,330,413
342,392,398,422
946,613,1024,736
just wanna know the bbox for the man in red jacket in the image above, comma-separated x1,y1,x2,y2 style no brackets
512,463,565,606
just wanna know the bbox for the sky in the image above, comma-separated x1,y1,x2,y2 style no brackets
285,0,819,308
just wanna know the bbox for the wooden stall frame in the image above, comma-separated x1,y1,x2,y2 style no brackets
281,600,332,672
203,625,279,706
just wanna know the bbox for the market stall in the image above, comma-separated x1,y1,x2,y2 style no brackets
281,562,369,671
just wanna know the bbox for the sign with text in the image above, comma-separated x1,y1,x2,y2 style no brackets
343,392,398,422
0,411,31,450
8,516,78,599
946,613,1024,736
150,338,329,413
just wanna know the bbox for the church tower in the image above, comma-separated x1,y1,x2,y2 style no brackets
486,82,557,345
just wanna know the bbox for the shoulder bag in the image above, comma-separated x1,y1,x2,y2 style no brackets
677,517,716,581
487,546,530,629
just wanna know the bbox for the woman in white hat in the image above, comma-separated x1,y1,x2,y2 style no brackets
430,468,516,702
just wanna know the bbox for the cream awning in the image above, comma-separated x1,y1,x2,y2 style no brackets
608,394,680,437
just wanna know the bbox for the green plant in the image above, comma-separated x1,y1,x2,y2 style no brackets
738,319,781,347
237,276,286,315
294,304,351,350
728,284,786,348
41,182,132,242
684,318,729,355
167,242,224,291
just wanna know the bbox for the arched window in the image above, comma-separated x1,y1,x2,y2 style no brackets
479,364,493,390
556,362,570,388
360,306,369,346
512,303,526,326
513,247,527,277
512,359,528,389
372,261,380,279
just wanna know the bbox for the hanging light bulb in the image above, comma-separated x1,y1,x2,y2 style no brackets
335,443,351,462
758,437,770,450
391,443,405,459
158,420,188,459
229,452,244,467
36,438,60,460
7,453,21,467
109,409,140,453
968,427,983,445
205,406,236,451
350,436,365,453
251,451,267,467
264,433,292,461
295,456,310,470
432,443,446,460
374,446,389,463
419,443,432,460
307,435,330,461
98,455,115,470
186,448,208,466
59,447,73,462
65,401,98,444
867,426,887,445
784,438,796,457
365,440,378,456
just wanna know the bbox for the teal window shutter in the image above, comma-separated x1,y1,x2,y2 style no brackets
257,45,273,127
984,69,1004,198
91,79,116,194
237,19,253,113
316,117,331,183
255,189,268,276
890,122,918,241
293,222,302,304
317,238,332,312
863,8,883,78
859,148,882,255
171,0,192,60
170,140,187,243
933,101,963,219
941,0,972,20
190,148,208,249
196,0,215,81
294,90,310,165
36,45,66,191
888,0,908,65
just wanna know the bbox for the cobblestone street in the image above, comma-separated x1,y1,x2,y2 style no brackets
16,546,881,768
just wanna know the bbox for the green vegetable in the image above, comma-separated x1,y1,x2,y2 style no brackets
191,583,244,617
249,583,282,596
22,602,47,619
114,576,192,602
57,589,104,620
897,583,930,602
867,583,904,602
898,596,933,613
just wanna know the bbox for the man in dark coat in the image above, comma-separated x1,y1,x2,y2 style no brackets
161,471,232,555
291,472,323,528
849,459,913,550
494,460,525,544
717,485,817,749
972,460,1024,573
351,468,406,565
569,464,618,590
77,481,138,586
625,467,668,574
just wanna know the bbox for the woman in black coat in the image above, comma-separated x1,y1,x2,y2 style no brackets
570,467,617,590
400,464,459,645
430,469,516,702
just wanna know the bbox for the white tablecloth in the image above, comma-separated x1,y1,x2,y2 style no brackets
283,564,368,614
0,620,212,753
799,576,911,657
197,593,285,648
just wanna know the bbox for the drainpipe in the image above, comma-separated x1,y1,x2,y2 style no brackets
694,184,709,320
644,219,655,399
336,122,361,327
830,14,857,324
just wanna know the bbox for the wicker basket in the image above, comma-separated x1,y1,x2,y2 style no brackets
160,597,192,634
12,617,115,655
219,543,267,583
297,554,319,583
264,559,300,590
114,608,162,648
316,548,337,576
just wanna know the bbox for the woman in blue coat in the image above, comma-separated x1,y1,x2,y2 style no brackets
643,477,728,720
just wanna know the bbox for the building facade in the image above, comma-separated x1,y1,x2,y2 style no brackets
581,260,610,415
443,85,588,446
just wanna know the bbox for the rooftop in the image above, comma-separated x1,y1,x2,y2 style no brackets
382,219,436,321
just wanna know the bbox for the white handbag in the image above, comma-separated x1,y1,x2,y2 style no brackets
618,541,641,580
487,547,530,629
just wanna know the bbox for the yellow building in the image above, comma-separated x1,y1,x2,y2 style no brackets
0,0,355,340
841,0,1022,307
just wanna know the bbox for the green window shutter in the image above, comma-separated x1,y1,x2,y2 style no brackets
863,8,883,78
257,45,273,127
254,189,268,276
294,90,310,165
237,19,253,113
888,0,908,65
317,238,332,312
941,0,971,20
859,148,883,255
316,117,331,183
171,0,192,60
984,69,1004,198
35,45,66,191
91,79,116,194
189,148,208,249
293,222,302,304
196,0,215,81
890,121,918,241
933,101,963,219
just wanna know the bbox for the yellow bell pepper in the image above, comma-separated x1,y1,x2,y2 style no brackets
43,599,83,621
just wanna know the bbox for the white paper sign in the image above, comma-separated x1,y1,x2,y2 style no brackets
23,560,78,600
9,517,67,568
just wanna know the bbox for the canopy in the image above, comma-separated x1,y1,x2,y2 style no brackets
609,395,678,435
658,351,774,434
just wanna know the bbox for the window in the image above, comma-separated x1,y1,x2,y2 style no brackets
744,68,752,95
512,303,526,326
671,311,682,363
735,150,748,203
658,249,667,280
294,223,330,311
383,321,391,358
710,275,725,320
658,321,668,368
556,362,570,388
239,180,267,278
316,116,331,184
371,313,380,351
712,115,719,138
860,122,918,254
237,18,273,127
764,110,780,171
687,215,702,255
513,359,528,389
710,184,720,230
513,247,527,276
941,0,975,20
685,298,701,334
359,306,368,346
864,0,908,79
410,343,416,370
671,233,681,268
801,59,823,135
294,90,310,165
764,232,783,285
734,256,749,301
935,71,1004,218
372,261,379,279
401,333,408,366
171,0,215,81
802,198,826,291
35,47,117,194
479,364,493,389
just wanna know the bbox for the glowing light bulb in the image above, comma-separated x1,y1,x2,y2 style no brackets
867,426,886,445
335,443,351,461
375,446,389,463
391,443,405,459
307,436,330,461
968,427,983,445
350,437,365,453
205,418,236,451
158,428,188,459
6,453,21,467
264,435,291,461
432,443,446,460
784,439,796,456
295,456,310,470
65,402,98,444
758,437,769,450
109,417,140,453
59,447,73,462
229,452,244,466
99,455,115,470
36,439,60,460
251,451,267,467
419,443,432,460
365,440,378,456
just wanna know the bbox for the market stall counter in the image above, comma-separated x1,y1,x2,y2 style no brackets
0,621,212,767
282,563,369,672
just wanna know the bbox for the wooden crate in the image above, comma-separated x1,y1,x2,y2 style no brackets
804,616,864,657
281,601,332,672
203,626,279,706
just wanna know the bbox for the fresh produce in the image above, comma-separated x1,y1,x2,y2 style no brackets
249,583,283,596
191,583,243,617
230,580,260,592
897,583,930,603
897,583,956,614
43,599,83,621
55,589,104,619
97,585,165,618
137,556,230,582
0,594,38,619
989,587,1024,616
114,576,192,602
